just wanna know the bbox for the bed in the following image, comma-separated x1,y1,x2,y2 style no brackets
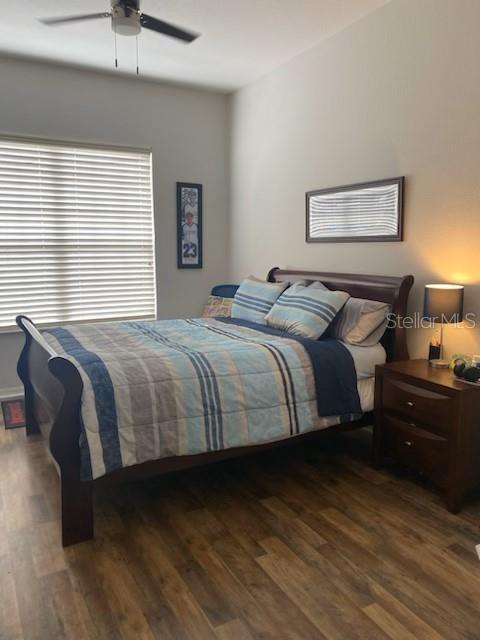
16,268,413,545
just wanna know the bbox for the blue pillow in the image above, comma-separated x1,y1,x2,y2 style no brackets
211,284,239,299
265,283,350,339
231,276,288,325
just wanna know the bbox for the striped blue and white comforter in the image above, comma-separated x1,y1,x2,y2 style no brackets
44,318,361,480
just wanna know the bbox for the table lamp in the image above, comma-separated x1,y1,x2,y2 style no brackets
423,284,464,368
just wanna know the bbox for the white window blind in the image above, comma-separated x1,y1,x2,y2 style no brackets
0,136,155,330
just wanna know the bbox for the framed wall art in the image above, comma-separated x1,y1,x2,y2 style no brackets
177,182,203,268
306,177,404,243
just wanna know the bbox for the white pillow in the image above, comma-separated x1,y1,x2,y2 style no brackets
341,301,390,345
309,281,390,345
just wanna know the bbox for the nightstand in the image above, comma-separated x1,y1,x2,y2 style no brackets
373,359,480,513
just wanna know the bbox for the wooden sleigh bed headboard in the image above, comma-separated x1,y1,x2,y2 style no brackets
267,267,414,362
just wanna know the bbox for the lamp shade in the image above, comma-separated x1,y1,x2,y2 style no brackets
423,284,464,324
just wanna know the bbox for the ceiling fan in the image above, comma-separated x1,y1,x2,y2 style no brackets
39,0,199,43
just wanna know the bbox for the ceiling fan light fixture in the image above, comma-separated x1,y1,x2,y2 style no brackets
111,7,141,36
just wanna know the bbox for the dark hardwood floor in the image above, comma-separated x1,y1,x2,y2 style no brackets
1,416,480,640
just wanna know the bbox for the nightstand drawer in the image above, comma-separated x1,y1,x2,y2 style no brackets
383,376,452,433
383,414,448,485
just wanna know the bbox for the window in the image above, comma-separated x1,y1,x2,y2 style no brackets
0,136,155,330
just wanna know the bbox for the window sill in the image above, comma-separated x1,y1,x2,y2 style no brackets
0,314,156,335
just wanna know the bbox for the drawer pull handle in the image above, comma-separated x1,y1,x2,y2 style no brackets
406,401,415,408
405,440,413,447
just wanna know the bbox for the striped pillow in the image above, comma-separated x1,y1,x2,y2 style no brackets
231,276,288,325
265,283,350,339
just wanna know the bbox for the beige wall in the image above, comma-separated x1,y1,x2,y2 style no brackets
0,56,230,391
229,0,480,361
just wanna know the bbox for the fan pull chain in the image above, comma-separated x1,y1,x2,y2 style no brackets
136,34,139,76
114,29,118,68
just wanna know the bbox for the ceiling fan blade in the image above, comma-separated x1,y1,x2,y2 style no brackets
40,12,111,26
140,14,199,43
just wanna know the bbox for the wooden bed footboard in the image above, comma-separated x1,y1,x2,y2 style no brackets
15,269,414,547
16,315,93,546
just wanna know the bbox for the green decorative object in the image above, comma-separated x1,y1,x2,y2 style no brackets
449,354,472,370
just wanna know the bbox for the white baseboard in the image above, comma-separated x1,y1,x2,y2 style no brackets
0,386,23,401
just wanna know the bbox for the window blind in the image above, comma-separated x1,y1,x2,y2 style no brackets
0,136,155,330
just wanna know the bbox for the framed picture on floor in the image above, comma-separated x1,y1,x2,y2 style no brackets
177,182,203,268
1,397,25,429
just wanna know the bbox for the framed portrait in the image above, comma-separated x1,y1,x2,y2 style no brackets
177,182,203,269
306,177,404,243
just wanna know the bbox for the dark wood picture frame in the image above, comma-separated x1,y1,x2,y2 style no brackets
306,176,404,243
177,182,203,269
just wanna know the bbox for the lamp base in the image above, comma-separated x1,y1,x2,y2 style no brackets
429,359,450,369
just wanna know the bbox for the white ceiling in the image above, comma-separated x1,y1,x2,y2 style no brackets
0,1,389,91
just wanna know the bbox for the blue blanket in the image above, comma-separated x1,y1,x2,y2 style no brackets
44,318,361,480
